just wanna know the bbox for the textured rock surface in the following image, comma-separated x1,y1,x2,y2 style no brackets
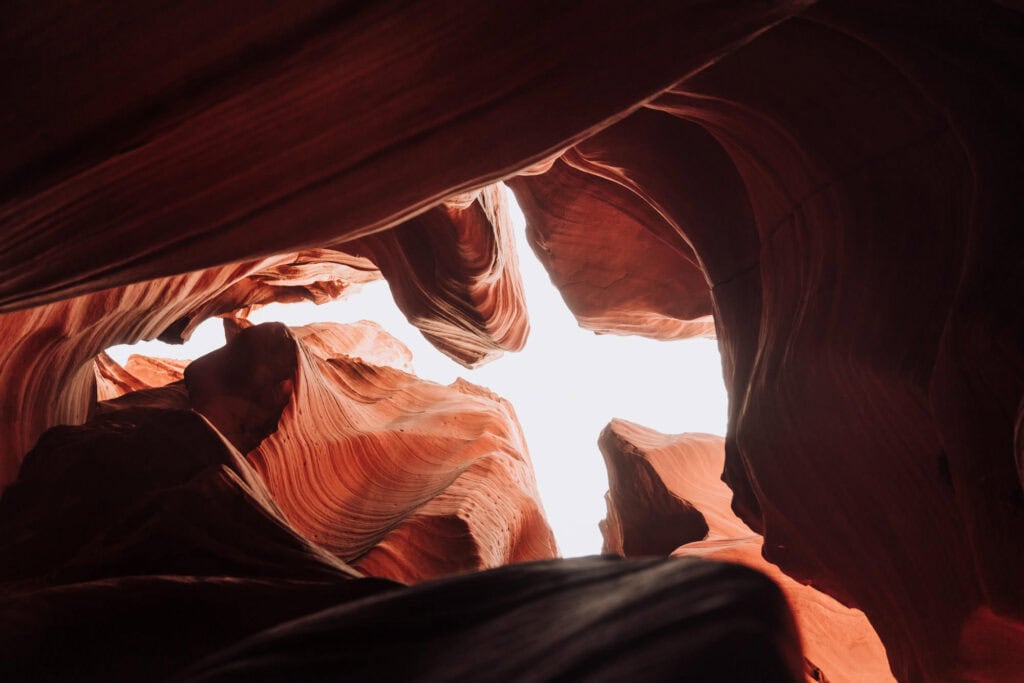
1,1,1022,681
349,185,530,366
213,322,558,582
599,419,893,683
508,161,715,340
0,253,374,491
178,556,804,683
0,335,799,682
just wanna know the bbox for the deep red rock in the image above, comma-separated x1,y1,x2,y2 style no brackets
0,2,1021,681
0,1,808,310
508,161,714,340
349,184,530,366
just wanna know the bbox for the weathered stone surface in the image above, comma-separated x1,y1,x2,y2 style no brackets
229,322,558,582
1,2,1021,681
599,420,893,683
508,161,715,340
0,1,807,310
349,185,529,366
178,556,804,683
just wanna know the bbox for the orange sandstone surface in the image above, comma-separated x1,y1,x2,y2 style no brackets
1,2,1022,681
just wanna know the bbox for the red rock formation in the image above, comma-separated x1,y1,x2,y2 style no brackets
0,332,802,682
95,354,188,400
599,419,893,683
0,2,1021,681
86,318,556,584
508,161,715,339
0,253,374,491
0,1,808,311
222,322,557,582
348,184,529,366
519,6,1024,679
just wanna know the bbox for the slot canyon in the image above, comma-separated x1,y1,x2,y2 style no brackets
1,2,1022,681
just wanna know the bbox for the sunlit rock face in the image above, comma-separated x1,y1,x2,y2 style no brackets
599,420,893,683
0,402,398,682
0,322,802,683
550,8,1024,680
347,184,530,367
216,322,558,582
507,160,715,340
1,1,1022,681
0,251,378,492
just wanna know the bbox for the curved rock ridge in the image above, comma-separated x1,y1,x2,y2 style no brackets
289,320,415,374
177,557,805,683
0,1,806,312
0,399,400,682
508,162,715,340
1,2,1021,681
212,321,558,582
95,353,188,401
598,419,894,683
157,249,380,344
0,252,375,492
349,184,529,367
503,6,1022,679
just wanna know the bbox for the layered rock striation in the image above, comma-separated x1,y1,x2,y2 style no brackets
599,419,893,683
1,1,1022,681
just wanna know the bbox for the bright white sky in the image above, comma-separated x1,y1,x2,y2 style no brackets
107,185,728,557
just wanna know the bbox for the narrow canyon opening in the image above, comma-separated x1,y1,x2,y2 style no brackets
6,4,1021,680
105,186,728,557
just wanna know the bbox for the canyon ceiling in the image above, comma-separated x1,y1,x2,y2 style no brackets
1,1,1022,682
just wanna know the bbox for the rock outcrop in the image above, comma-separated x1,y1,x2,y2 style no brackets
348,184,530,366
209,321,558,582
0,327,799,682
508,160,715,340
0,252,376,491
599,419,893,683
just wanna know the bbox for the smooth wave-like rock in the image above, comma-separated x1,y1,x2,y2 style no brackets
217,322,558,582
598,419,893,683
178,556,805,683
0,253,375,491
508,161,715,340
0,2,807,311
1,2,1021,681
157,249,380,344
349,184,529,367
